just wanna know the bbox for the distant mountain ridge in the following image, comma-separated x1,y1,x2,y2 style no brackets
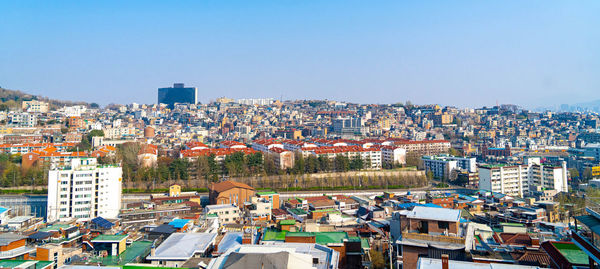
0,87,90,110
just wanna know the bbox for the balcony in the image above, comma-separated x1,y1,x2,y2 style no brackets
401,232,465,245
0,246,36,259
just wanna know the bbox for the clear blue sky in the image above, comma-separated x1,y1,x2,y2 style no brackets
1,1,598,107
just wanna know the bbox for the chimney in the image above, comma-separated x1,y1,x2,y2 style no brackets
441,254,449,269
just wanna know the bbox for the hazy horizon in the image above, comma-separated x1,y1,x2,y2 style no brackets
1,1,599,108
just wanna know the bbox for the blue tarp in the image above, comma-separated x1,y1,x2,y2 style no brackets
169,219,192,229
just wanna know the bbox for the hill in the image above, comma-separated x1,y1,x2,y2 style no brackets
0,87,91,111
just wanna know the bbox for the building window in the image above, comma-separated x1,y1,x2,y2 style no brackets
438,221,449,230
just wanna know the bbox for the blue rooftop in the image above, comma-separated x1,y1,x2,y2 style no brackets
169,219,192,229
422,203,443,208
91,216,114,229
0,207,8,214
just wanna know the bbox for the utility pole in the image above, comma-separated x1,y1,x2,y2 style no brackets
389,235,393,269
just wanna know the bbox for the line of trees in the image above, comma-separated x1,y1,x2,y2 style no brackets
117,149,382,183
0,153,47,187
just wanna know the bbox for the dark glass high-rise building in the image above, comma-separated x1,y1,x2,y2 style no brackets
157,83,198,108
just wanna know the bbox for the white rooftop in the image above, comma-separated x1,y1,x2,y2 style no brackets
406,206,460,222
205,204,237,210
147,232,217,260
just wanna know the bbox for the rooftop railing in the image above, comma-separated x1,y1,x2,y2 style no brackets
586,197,600,219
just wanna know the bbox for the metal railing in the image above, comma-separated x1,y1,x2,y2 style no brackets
0,246,35,258
586,197,600,218
401,232,465,245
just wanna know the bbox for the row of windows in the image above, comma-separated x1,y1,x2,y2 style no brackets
74,187,93,191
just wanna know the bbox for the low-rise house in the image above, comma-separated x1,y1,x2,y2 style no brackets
244,197,272,222
287,208,308,222
147,233,217,267
207,243,339,269
0,233,35,260
271,208,290,221
204,204,240,224
393,207,471,269
89,234,128,257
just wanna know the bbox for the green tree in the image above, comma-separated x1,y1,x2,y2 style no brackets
584,168,593,180
448,148,463,157
246,152,264,175
317,156,331,172
334,155,350,172
169,158,190,180
569,168,580,179
350,155,364,170
292,152,305,175
263,154,279,176
426,171,434,181
370,250,386,269
305,155,318,173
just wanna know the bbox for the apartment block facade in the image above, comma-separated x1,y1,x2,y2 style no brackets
47,158,122,222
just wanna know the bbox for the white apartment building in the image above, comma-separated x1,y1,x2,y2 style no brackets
9,113,37,127
61,105,87,117
306,146,382,169
381,146,407,166
478,157,567,197
251,139,284,152
204,204,240,224
479,164,530,197
103,126,138,139
22,100,49,113
422,155,477,180
47,158,122,222
236,98,274,106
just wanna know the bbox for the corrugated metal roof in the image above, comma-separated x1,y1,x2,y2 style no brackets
406,206,460,222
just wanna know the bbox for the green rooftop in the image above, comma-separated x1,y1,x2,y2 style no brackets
262,229,349,245
312,208,339,213
315,232,348,245
286,231,349,245
0,260,53,269
279,219,296,225
501,222,525,227
552,242,588,265
92,234,128,242
90,241,152,266
286,232,314,237
39,224,72,232
257,191,278,196
262,229,287,241
288,208,307,215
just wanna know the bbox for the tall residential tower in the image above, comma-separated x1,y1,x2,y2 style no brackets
47,158,122,222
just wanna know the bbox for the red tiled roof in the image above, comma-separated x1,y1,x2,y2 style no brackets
186,141,208,149
181,147,257,157
210,180,254,192
0,142,76,148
